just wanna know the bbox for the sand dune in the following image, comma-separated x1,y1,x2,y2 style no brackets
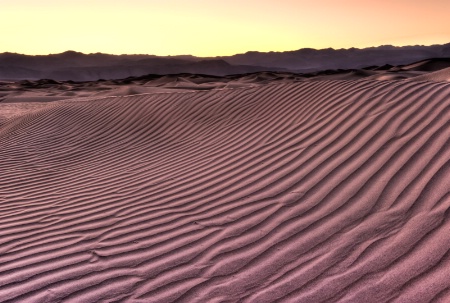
397,58,450,72
1,79,450,302
408,67,450,82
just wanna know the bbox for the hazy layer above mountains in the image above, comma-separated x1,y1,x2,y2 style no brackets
1,43,449,81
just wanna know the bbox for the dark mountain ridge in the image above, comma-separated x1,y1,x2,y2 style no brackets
1,43,449,81
222,43,450,71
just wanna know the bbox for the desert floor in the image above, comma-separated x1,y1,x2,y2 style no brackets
1,64,450,302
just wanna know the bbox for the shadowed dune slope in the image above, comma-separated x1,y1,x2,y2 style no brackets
1,80,450,302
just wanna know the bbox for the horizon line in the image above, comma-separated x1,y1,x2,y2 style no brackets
1,42,449,57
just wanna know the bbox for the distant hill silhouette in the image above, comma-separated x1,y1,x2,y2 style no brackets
222,43,450,72
1,43,449,81
0,51,285,81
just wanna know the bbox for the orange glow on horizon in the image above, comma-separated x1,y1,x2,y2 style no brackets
1,0,449,56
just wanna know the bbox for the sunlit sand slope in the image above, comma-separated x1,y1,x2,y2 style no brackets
1,80,450,302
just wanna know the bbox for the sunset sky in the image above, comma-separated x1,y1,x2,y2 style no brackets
1,0,449,56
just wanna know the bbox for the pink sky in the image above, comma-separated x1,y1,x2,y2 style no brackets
1,0,449,56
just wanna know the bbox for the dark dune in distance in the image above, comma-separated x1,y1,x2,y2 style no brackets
1,57,450,122
1,43,449,81
1,57,449,107
1,54,450,302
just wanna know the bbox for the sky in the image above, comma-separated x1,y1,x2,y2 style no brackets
1,0,449,56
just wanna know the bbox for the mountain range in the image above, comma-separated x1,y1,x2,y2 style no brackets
1,43,449,81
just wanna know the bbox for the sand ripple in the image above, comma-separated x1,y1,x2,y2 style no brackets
1,80,450,302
